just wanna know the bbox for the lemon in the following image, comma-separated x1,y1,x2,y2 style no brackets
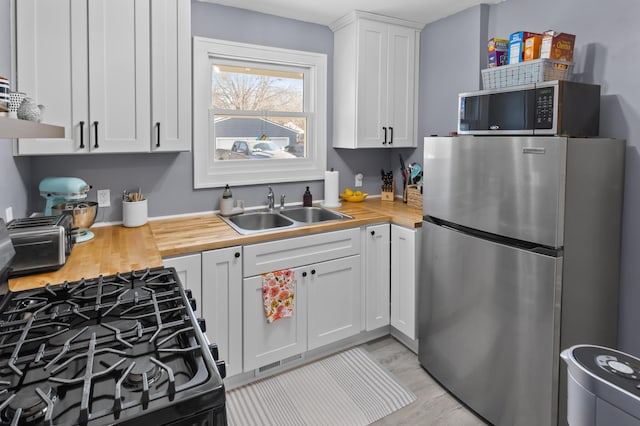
354,190,363,196
344,188,353,196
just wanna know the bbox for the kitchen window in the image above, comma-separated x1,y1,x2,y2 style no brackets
193,37,327,188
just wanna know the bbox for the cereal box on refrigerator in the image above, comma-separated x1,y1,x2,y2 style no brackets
509,31,542,64
524,36,542,61
488,38,508,67
540,31,576,62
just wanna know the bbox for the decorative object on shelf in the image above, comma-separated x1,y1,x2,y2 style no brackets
0,76,9,113
8,92,26,118
17,97,45,122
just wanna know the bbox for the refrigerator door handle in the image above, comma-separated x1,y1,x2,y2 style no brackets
523,147,546,155
424,216,562,257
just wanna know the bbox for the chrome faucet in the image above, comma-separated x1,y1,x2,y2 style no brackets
280,193,286,210
267,186,275,210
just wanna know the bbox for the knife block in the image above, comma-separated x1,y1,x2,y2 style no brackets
381,178,395,202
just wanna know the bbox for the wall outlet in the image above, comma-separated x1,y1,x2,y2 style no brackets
97,189,111,207
355,173,363,188
4,207,13,223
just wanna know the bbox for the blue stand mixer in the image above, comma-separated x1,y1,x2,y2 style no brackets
39,177,97,242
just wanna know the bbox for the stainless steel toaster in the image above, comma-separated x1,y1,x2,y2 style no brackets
6,215,75,276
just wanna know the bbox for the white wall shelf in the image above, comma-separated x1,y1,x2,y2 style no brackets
0,116,64,139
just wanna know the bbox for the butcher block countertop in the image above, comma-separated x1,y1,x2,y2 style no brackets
9,225,163,292
9,198,422,291
152,198,423,257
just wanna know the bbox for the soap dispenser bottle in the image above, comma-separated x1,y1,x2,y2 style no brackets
220,184,234,216
303,186,313,207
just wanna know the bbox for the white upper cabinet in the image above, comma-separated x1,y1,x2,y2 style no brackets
151,0,192,152
88,0,150,153
14,0,191,155
15,0,89,155
331,11,421,149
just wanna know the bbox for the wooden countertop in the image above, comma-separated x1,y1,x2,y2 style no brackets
9,224,163,292
9,198,422,291
151,198,423,258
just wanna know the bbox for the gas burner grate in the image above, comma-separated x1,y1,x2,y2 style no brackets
0,267,224,425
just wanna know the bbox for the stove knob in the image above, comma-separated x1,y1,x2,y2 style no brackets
198,318,207,333
189,298,197,312
216,360,227,379
208,343,219,360
185,289,193,299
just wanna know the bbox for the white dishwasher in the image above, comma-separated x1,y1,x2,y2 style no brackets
562,345,640,425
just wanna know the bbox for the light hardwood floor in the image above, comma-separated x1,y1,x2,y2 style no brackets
363,336,488,426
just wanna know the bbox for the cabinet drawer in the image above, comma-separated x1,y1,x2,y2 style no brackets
243,228,360,277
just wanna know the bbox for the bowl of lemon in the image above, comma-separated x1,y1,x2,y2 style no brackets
340,188,368,202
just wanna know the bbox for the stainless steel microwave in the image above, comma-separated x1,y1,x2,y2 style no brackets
458,80,601,136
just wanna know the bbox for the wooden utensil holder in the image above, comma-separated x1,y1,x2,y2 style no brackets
406,185,422,209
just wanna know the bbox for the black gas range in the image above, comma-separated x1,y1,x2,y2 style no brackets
0,267,227,426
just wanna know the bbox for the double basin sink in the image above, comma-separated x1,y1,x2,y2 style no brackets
219,206,352,235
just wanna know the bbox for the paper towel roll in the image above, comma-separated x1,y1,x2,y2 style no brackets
322,170,341,207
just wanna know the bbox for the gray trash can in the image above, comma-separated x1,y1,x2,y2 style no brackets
561,345,640,425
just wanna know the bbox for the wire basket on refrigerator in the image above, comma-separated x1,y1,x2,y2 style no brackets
481,59,574,89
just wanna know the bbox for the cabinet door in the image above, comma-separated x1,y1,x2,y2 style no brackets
88,0,150,153
15,0,89,155
391,225,418,339
243,266,308,372
151,0,191,152
364,224,390,330
386,24,417,148
163,253,202,310
202,247,243,378
307,255,362,350
356,19,388,148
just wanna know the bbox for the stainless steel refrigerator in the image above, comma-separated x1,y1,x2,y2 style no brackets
418,136,625,426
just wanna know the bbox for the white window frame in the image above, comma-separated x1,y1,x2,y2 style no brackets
193,37,327,188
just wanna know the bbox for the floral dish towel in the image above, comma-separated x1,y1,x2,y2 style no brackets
262,269,295,323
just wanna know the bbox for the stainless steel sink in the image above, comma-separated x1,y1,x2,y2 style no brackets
219,206,352,235
224,212,295,234
280,206,350,223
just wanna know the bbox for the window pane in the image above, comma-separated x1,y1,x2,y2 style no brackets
213,115,306,161
212,64,303,113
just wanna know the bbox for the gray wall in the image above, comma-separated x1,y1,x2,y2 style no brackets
26,1,391,220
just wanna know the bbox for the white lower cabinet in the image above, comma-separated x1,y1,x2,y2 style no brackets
242,229,362,372
307,255,361,350
364,224,391,330
390,224,420,340
202,247,243,378
242,267,308,372
163,247,243,379
163,223,418,377
163,253,202,312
